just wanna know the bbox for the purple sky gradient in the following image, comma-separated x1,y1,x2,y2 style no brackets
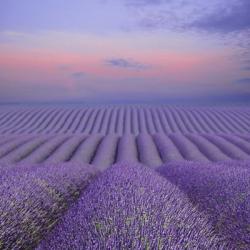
0,0,249,105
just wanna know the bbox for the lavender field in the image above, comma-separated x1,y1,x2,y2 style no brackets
0,105,250,249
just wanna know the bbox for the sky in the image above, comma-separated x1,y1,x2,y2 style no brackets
0,0,250,105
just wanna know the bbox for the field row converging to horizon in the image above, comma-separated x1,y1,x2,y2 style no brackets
0,106,249,135
0,133,249,168
0,105,250,249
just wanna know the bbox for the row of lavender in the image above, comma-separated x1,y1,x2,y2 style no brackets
0,106,249,135
37,161,250,249
0,105,249,249
0,162,98,249
2,160,248,249
0,133,249,168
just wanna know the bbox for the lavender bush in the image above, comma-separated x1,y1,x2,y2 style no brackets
0,136,33,159
44,136,84,164
116,135,138,163
220,134,250,155
0,162,98,249
0,136,47,164
186,134,230,162
70,135,102,163
38,163,223,249
136,133,163,167
153,133,183,162
169,133,210,162
19,135,69,164
157,161,250,249
204,134,250,160
91,135,118,169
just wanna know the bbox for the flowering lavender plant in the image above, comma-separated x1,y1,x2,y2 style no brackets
0,162,98,249
38,163,222,249
157,160,250,249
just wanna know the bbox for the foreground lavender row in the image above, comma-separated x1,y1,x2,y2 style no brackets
157,161,250,249
0,161,249,249
37,163,223,249
0,106,249,135
0,163,98,249
0,133,249,168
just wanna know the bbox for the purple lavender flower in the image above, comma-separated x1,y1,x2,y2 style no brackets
38,163,222,249
157,160,250,249
0,162,98,249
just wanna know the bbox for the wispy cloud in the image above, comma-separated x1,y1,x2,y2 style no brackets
242,66,250,71
187,1,250,63
124,0,250,66
58,64,72,71
141,1,249,34
71,71,85,79
125,0,165,7
235,78,250,84
105,58,150,70
189,0,250,33
241,59,250,71
125,0,250,35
